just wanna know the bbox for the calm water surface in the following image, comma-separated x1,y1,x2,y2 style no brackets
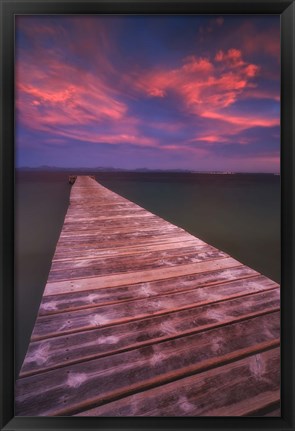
15,171,280,375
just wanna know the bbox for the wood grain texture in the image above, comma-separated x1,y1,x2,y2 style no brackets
47,246,228,282
76,347,280,417
52,238,205,262
39,265,259,315
15,312,280,416
21,289,279,377
32,277,278,341
15,176,280,417
43,257,242,296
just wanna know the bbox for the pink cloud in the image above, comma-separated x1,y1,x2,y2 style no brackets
182,56,214,74
16,45,128,123
201,111,279,128
220,20,280,65
17,88,158,148
242,88,280,102
16,65,159,149
16,19,153,149
133,47,279,147
16,17,122,106
215,48,243,65
192,134,229,144
16,18,164,151
136,48,260,114
244,29,280,62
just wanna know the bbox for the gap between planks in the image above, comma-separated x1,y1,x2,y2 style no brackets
21,294,279,378
43,256,243,296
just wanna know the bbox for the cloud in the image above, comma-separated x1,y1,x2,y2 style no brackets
15,16,280,172
136,49,260,112
192,134,229,144
16,18,162,150
133,47,280,148
215,48,243,64
243,26,280,62
201,110,279,128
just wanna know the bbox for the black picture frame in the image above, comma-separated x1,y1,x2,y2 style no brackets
0,0,294,430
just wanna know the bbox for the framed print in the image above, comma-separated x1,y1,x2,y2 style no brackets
0,0,294,430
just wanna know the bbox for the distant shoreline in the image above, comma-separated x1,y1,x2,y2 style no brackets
16,167,280,175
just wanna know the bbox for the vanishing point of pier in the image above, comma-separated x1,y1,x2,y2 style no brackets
15,176,280,416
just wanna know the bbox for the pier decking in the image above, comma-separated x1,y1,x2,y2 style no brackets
15,175,280,417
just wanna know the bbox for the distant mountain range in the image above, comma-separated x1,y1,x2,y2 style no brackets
17,165,192,173
16,166,280,175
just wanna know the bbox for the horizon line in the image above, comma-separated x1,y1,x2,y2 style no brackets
16,166,280,175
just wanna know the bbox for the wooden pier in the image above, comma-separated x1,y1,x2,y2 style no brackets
15,176,280,417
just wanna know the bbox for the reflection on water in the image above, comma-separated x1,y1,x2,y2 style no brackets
15,170,280,376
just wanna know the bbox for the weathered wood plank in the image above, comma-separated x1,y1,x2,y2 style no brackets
60,224,183,237
52,238,204,262
43,257,242,296
57,227,188,244
61,219,175,234
65,207,149,216
59,224,182,239
75,347,280,417
61,217,180,231
64,209,168,219
21,289,279,377
47,247,227,282
53,232,199,254
50,244,217,273
32,278,279,341
39,265,258,315
64,212,155,222
65,210,155,222
15,312,280,416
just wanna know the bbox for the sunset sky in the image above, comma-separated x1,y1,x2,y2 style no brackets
15,15,280,172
